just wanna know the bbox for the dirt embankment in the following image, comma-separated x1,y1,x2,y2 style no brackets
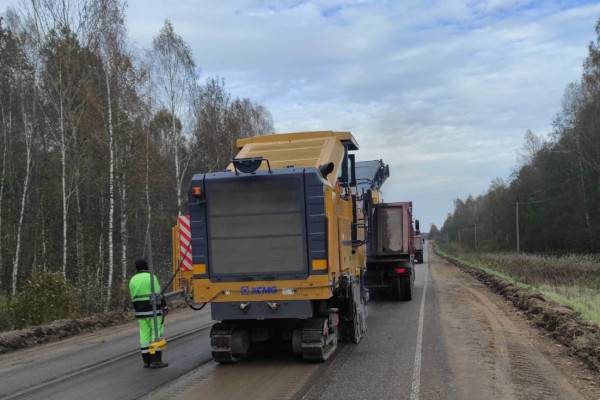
435,247,600,371
0,312,133,355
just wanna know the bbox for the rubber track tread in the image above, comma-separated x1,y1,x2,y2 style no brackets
210,323,240,364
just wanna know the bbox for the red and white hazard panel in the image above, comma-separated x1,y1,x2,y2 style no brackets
178,215,193,271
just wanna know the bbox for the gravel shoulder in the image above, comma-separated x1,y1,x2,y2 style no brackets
432,249,600,400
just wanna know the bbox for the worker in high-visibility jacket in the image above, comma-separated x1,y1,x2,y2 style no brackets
129,259,169,369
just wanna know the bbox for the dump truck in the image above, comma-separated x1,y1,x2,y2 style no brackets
413,219,424,264
365,202,415,301
174,131,369,363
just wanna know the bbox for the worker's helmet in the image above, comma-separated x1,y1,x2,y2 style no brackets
135,258,149,271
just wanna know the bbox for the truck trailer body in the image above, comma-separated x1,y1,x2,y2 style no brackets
365,202,415,301
182,131,369,362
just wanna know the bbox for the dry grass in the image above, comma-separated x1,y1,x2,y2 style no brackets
439,243,600,324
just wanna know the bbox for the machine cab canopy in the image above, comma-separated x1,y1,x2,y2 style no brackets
232,131,359,187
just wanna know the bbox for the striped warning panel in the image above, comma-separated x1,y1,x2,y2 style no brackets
178,215,193,271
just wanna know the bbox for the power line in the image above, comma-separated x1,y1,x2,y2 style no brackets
519,192,568,205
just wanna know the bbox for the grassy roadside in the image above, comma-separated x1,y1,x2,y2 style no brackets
436,243,600,326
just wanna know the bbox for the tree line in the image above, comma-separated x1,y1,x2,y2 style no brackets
432,18,600,254
0,0,273,311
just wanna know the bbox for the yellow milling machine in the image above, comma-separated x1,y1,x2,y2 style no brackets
172,131,385,362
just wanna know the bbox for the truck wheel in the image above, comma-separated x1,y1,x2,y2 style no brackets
402,276,413,301
391,277,403,301
392,277,412,301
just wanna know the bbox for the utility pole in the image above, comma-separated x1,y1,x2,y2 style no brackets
515,198,520,253
474,223,478,250
458,229,461,246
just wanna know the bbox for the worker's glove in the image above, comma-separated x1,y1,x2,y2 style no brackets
163,306,169,316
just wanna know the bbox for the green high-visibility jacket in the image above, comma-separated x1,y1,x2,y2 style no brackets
129,272,164,319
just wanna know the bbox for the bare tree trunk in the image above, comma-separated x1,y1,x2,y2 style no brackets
74,129,84,274
97,230,104,305
119,131,133,297
573,128,594,251
145,122,152,250
31,249,37,274
0,107,9,289
12,105,33,296
60,85,69,278
120,170,128,290
40,201,47,272
96,195,106,304
171,104,182,214
75,184,84,271
576,154,593,251
105,67,115,312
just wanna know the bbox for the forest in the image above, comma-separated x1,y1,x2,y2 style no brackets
433,17,600,255
0,0,273,314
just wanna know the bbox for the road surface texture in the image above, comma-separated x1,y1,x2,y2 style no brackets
2,242,598,400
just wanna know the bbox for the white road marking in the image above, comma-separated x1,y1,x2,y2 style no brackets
410,248,429,400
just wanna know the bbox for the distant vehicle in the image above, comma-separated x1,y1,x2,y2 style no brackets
414,219,424,264
365,202,416,301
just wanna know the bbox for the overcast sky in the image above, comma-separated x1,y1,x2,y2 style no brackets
2,0,599,229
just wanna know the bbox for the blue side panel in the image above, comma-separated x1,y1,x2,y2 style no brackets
304,169,328,271
188,174,208,267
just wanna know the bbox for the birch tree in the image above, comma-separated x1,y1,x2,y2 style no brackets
12,93,34,295
23,0,99,278
150,20,195,214
93,0,127,310
0,18,17,289
3,12,36,295
0,1,275,302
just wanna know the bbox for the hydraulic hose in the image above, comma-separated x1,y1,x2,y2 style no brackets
185,290,224,311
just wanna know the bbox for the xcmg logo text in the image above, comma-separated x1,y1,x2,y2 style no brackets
240,286,278,295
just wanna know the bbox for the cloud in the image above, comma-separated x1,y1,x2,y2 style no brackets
2,0,598,229
132,0,598,229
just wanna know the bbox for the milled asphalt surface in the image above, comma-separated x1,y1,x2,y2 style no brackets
301,244,456,400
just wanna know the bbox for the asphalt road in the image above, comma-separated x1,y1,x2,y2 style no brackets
1,242,597,400
301,243,454,400
0,307,214,400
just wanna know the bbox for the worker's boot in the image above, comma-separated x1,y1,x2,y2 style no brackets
142,353,151,368
149,350,169,369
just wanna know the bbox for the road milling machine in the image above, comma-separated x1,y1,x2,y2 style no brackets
176,131,373,363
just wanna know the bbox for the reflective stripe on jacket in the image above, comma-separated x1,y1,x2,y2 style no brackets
129,272,163,319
